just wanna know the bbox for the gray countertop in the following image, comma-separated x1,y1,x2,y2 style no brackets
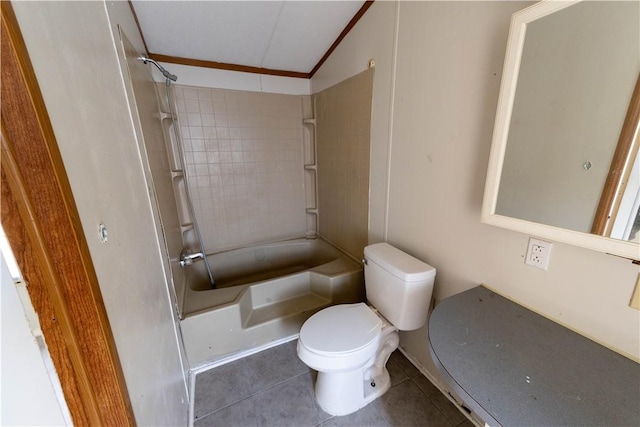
428,286,640,426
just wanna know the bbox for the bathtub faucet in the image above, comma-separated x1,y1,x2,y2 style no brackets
179,250,205,267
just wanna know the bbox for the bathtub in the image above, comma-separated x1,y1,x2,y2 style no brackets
179,238,364,367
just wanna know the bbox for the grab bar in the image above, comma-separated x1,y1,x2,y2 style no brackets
179,250,205,268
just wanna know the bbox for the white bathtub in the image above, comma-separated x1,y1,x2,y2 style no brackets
179,238,364,367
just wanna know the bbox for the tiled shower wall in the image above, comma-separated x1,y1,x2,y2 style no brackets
315,69,373,260
172,86,312,253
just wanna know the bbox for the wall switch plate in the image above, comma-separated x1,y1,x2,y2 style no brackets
630,274,640,310
525,238,552,270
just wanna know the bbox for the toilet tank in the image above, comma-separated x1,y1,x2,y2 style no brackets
363,243,436,331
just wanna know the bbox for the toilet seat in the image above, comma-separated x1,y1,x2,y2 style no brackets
301,303,382,355
298,303,382,371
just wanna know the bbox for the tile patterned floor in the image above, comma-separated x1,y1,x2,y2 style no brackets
193,340,473,427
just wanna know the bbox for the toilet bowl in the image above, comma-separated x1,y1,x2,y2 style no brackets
297,303,400,416
297,243,436,416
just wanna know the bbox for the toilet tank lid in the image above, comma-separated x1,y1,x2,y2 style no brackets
364,243,436,282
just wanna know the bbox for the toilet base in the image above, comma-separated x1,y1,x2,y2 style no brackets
315,366,392,416
306,320,399,416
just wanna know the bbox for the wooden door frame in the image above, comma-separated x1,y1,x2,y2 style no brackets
1,3,135,425
591,72,640,236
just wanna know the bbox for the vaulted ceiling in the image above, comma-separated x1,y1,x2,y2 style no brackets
130,1,370,78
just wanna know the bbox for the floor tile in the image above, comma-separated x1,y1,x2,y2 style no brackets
192,343,469,427
386,356,409,386
389,351,422,378
244,340,310,395
194,398,257,427
252,372,323,427
321,404,390,427
194,358,252,419
412,375,467,426
374,379,454,427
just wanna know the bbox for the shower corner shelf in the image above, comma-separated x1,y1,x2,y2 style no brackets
180,223,194,232
303,115,318,238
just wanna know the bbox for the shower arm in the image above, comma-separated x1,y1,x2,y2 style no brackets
138,56,177,82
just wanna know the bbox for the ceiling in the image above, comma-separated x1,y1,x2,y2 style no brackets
131,1,367,76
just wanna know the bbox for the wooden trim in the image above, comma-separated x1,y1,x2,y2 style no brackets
309,0,375,78
148,53,311,79
132,1,374,80
591,72,640,236
1,140,96,426
128,0,149,55
0,3,136,426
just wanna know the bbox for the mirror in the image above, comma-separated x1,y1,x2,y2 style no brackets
483,0,640,261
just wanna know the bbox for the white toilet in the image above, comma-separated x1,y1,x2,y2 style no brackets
297,242,436,416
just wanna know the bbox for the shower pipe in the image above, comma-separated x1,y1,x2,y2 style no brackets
139,57,216,288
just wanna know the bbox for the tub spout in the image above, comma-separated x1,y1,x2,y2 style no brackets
180,250,205,267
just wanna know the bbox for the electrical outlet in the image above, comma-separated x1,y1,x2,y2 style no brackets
525,238,552,270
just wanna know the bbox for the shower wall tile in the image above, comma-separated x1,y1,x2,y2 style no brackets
174,86,309,253
314,69,373,260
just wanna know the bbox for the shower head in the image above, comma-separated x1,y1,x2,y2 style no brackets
138,56,177,82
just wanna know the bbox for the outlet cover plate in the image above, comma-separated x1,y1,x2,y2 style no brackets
525,238,552,270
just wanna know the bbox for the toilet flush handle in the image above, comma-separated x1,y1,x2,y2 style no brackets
362,258,368,266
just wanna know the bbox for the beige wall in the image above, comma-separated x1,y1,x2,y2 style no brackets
312,0,640,371
11,1,639,423
12,1,189,424
311,1,397,244
315,69,374,259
